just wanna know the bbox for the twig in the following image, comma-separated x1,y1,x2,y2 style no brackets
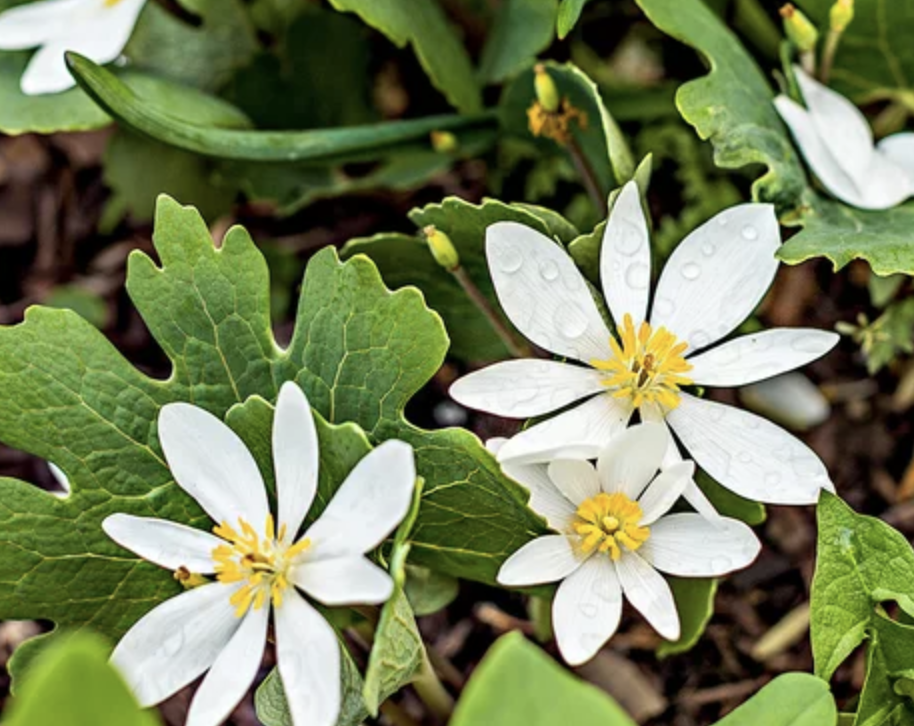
568,135,608,217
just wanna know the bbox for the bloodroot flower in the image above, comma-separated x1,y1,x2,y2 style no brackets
450,180,838,506
0,0,147,95
103,383,416,726
496,424,761,665
775,66,914,210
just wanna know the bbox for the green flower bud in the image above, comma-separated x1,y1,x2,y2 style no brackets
424,226,460,271
533,63,560,114
430,130,459,153
829,0,854,33
780,3,819,52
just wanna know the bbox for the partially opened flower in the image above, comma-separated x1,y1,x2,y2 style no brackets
102,382,416,726
496,424,760,666
774,66,914,210
450,180,837,505
0,0,147,95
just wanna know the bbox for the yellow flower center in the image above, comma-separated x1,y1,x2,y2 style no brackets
212,514,310,617
591,313,693,411
104,0,124,6
572,492,650,560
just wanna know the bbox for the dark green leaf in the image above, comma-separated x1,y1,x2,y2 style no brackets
478,0,558,84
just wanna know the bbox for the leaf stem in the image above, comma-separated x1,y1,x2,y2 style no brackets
412,652,455,721
819,29,841,83
450,266,532,358
528,596,554,643
568,135,608,217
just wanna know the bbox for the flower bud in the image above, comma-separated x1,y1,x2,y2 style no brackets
780,4,819,52
533,63,560,114
430,130,458,153
424,226,460,271
829,0,854,33
174,566,208,589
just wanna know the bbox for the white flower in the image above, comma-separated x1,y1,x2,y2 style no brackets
450,180,838,506
774,66,914,210
496,423,760,666
102,382,416,726
0,0,146,95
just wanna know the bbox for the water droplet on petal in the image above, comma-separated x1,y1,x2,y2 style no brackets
555,303,589,339
711,555,733,571
701,243,716,256
718,216,729,227
161,631,184,657
579,603,598,618
680,262,701,280
738,451,753,464
790,336,825,354
741,224,759,241
708,406,726,423
495,245,523,273
540,259,559,281
625,262,649,290
765,471,782,487
653,296,675,317
614,220,644,256
690,329,711,349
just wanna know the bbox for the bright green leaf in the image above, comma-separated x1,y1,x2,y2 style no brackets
713,672,836,726
634,0,807,207
67,54,495,163
557,0,590,39
658,578,718,658
325,0,481,113
404,565,459,616
450,632,637,726
478,0,559,84
342,197,578,361
3,632,160,726
810,491,914,681
855,614,914,726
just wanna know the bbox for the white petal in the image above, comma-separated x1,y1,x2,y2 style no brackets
740,372,831,431
111,583,240,707
449,359,605,418
687,329,839,386
0,0,82,49
486,222,612,363
500,461,577,530
552,556,623,666
304,440,414,559
185,605,269,726
19,40,78,94
497,535,582,587
878,132,914,190
615,553,679,640
547,459,600,506
290,556,393,606
103,513,222,573
596,423,667,499
650,204,780,352
600,180,651,326
637,461,694,525
667,393,833,504
273,383,319,543
497,394,632,465
48,462,70,496
158,403,270,534
275,590,341,726
640,513,761,577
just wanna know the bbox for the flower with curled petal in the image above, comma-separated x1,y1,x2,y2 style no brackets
495,424,760,665
0,0,147,95
102,382,416,726
450,180,838,507
775,66,914,210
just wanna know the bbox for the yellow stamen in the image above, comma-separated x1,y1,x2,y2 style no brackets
591,313,693,412
104,0,124,6
211,514,311,618
571,492,649,561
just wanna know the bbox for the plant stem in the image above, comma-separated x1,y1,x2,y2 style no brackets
568,136,608,217
528,596,553,643
412,653,455,721
819,29,841,83
450,265,532,358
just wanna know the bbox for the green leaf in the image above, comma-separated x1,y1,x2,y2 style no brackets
0,196,545,679
856,614,914,726
3,632,160,726
499,61,636,200
657,578,718,658
556,0,590,39
67,53,496,163
810,491,914,681
778,197,914,277
713,672,836,726
634,0,807,207
795,0,914,97
404,565,459,616
124,0,259,92
44,285,110,330
325,0,481,113
478,0,559,84
450,632,637,726
342,197,578,361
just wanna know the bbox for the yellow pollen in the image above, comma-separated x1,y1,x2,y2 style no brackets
572,492,649,561
591,313,693,411
212,514,310,617
526,98,588,146
104,0,124,6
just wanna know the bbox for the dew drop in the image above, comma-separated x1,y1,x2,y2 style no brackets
653,296,675,317
711,555,733,571
625,262,649,290
791,456,821,477
789,335,825,354
495,245,523,273
579,603,598,618
691,329,711,349
680,262,701,280
738,451,753,464
718,216,729,227
613,220,644,256
539,259,559,281
741,224,759,241
764,471,782,487
708,406,726,423
161,631,184,658
555,304,589,339
701,243,716,257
